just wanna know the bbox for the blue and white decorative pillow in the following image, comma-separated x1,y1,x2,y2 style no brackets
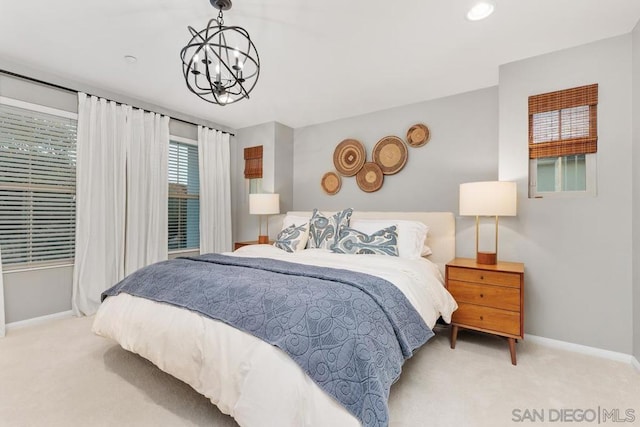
331,225,399,256
307,208,353,250
274,223,309,253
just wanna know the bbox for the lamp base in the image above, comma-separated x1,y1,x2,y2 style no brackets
476,251,497,265
258,235,269,244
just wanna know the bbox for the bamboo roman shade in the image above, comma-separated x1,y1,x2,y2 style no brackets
244,145,263,179
528,84,598,159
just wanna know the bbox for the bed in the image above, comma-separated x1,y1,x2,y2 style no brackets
92,211,457,427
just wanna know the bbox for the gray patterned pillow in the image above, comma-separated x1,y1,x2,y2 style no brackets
274,223,309,252
307,208,353,250
331,225,399,256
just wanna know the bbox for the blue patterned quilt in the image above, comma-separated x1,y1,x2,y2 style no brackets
102,253,434,426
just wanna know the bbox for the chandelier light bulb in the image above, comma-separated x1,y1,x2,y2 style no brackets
192,54,200,74
233,49,240,69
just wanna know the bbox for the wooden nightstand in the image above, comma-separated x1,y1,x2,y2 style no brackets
446,257,524,365
234,240,273,250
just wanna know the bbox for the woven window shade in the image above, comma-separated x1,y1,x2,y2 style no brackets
244,145,263,179
528,84,598,159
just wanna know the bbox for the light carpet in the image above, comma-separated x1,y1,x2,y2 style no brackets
0,316,638,426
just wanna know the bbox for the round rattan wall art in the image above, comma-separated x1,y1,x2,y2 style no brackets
356,162,384,193
406,123,430,147
372,136,408,175
333,139,366,176
321,171,342,195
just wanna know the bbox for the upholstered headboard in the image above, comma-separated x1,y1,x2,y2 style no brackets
272,211,455,275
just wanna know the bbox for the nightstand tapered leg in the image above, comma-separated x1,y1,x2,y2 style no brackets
450,325,459,349
508,338,517,365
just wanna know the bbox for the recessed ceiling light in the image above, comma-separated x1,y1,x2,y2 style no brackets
124,55,138,64
467,2,495,21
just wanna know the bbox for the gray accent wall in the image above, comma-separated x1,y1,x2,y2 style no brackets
232,122,294,243
633,21,640,361
274,123,294,215
169,119,198,141
498,35,633,353
3,266,73,322
292,87,499,259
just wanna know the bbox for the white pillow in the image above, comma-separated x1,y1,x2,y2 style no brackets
281,214,311,230
350,219,429,259
279,214,311,250
273,223,309,252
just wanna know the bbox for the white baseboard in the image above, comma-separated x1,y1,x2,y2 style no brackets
526,334,636,367
632,356,640,373
6,310,73,331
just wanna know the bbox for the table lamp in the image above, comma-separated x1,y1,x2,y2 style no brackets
249,193,280,244
459,181,517,265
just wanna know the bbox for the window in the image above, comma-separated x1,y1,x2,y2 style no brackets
528,84,598,197
168,139,199,251
0,99,77,268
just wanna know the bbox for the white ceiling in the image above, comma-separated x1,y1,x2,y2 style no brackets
1,0,640,130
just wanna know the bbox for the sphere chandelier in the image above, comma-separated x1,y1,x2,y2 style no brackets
180,0,260,106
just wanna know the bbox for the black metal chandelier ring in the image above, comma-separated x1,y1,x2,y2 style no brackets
180,0,260,106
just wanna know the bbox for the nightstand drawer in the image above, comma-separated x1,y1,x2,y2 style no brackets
448,266,520,288
448,280,520,311
452,302,520,336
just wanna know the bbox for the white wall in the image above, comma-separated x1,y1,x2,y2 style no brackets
632,21,640,361
498,35,633,353
293,87,499,259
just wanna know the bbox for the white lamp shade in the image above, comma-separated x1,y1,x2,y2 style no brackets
460,181,517,216
249,193,280,215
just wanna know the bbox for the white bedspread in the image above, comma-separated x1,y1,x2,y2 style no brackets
93,246,457,426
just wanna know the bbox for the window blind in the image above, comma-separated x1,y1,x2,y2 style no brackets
244,145,263,179
528,84,598,159
168,141,199,251
0,103,77,267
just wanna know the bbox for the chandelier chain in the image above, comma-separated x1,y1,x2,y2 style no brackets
217,10,224,26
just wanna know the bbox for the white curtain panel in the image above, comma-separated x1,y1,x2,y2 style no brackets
72,94,128,316
73,95,171,315
0,247,5,337
125,110,169,276
198,127,232,253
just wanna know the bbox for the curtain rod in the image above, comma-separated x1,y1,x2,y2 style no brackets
0,68,235,137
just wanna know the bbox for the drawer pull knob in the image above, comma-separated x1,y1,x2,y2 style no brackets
480,275,484,280
480,293,484,298
480,316,484,320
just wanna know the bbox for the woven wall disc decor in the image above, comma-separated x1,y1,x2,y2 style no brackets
333,139,366,176
356,162,384,193
372,136,408,175
321,171,341,195
406,123,430,147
